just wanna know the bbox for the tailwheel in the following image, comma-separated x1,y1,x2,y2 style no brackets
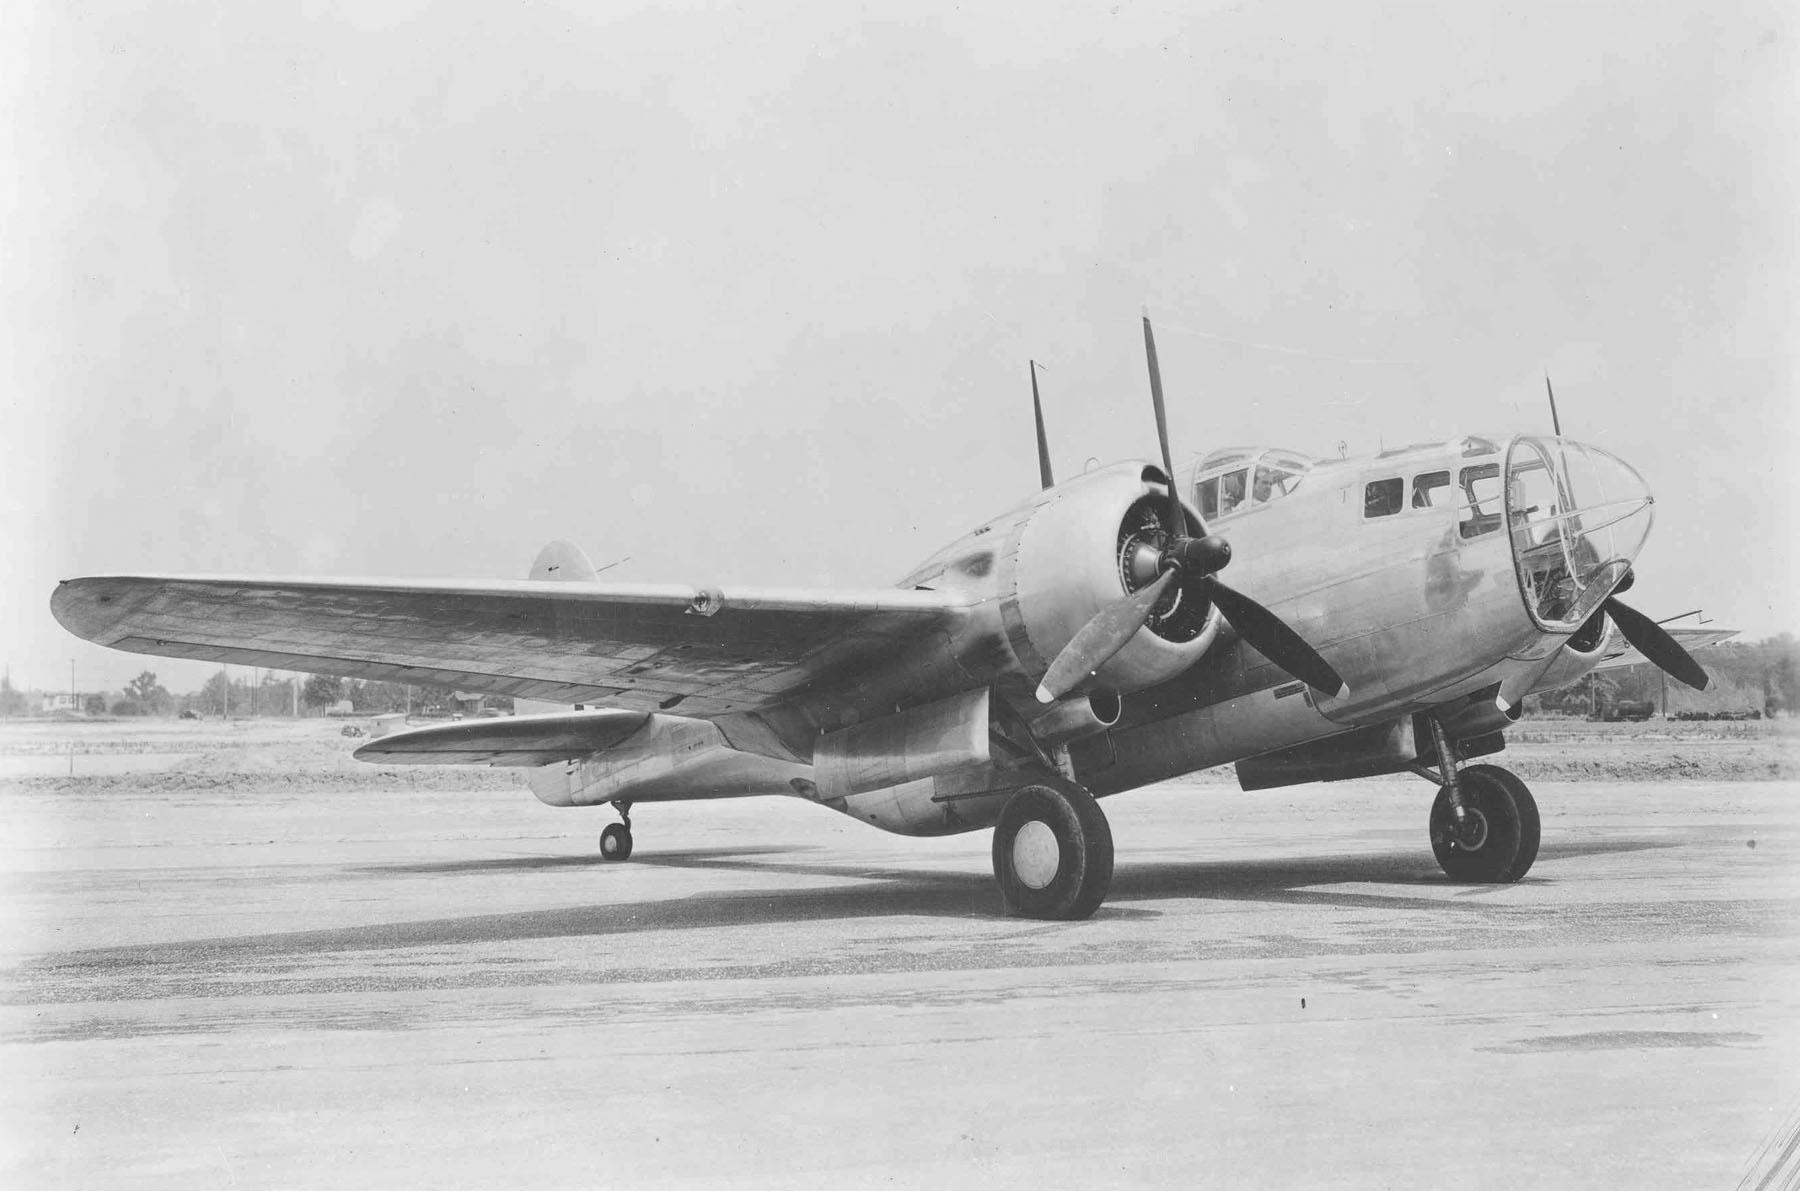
599,822,633,861
1429,763,1539,883
992,779,1114,920
599,801,634,861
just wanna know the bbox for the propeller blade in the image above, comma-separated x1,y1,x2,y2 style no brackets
1604,596,1710,690
1142,315,1188,537
1030,360,1054,490
1036,570,1178,703
1205,578,1345,697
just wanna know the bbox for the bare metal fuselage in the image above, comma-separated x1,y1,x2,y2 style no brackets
531,434,1648,835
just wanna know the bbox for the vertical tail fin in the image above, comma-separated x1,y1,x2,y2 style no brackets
520,540,601,716
528,540,600,583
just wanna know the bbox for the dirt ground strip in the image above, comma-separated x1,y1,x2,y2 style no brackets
0,720,1796,1189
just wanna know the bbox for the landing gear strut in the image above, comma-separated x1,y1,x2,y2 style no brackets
1414,719,1539,882
991,779,1113,919
599,801,634,861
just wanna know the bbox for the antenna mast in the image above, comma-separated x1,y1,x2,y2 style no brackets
1030,360,1054,490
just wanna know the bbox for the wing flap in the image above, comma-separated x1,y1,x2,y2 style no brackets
354,709,650,767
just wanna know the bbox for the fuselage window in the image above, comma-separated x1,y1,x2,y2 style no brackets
1412,470,1450,508
1363,478,1403,518
1458,463,1503,538
1196,476,1218,520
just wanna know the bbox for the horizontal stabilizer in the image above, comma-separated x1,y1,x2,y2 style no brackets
353,709,649,767
1591,626,1737,673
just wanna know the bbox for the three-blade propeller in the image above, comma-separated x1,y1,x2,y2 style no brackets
1035,318,1346,704
1599,570,1710,691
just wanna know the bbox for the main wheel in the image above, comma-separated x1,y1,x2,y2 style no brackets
991,780,1114,920
599,822,633,861
1429,763,1539,882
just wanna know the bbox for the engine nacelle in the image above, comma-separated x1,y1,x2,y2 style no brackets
1527,610,1616,698
812,688,1026,837
1005,463,1221,696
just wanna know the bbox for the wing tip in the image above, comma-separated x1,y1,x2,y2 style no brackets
49,575,140,643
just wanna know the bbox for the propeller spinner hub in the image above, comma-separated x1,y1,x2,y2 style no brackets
1165,534,1232,577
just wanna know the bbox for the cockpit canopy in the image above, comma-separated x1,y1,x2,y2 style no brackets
1192,448,1316,521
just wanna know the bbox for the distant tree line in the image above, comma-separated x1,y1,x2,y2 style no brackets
298,675,460,715
2,669,511,718
1526,633,1800,719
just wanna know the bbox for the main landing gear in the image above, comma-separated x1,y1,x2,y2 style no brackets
1415,719,1539,883
599,801,633,861
991,779,1114,919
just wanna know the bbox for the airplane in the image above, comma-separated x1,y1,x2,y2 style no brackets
50,318,1724,920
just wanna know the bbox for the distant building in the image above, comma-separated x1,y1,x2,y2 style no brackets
40,693,78,714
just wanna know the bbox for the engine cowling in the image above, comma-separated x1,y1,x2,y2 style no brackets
1004,462,1221,696
1528,607,1617,698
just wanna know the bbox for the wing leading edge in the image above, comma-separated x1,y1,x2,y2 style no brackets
52,574,975,717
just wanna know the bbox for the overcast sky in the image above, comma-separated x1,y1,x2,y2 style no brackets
4,0,1794,694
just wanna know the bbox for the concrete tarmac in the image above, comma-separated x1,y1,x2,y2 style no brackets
2,773,1796,1189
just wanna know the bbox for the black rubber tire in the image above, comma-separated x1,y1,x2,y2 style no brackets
1469,764,1541,877
1429,763,1539,882
991,780,1114,920
599,822,634,861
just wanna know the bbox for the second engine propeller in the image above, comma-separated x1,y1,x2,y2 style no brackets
1036,318,1345,705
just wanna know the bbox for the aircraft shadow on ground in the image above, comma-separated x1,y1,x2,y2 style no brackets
26,835,1678,974
355,845,809,876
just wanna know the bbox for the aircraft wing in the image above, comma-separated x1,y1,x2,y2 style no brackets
51,574,975,717
1590,626,1737,672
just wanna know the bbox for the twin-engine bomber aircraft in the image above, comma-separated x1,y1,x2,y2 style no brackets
52,320,1723,918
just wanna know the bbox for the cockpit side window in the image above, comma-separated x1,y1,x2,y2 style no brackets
1458,463,1503,538
1363,478,1403,518
1411,470,1450,508
1216,468,1249,516
1196,476,1219,520
1253,463,1301,505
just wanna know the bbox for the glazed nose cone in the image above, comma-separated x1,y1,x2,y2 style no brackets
1505,436,1653,629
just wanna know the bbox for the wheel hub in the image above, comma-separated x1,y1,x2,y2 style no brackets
1453,808,1490,852
1011,820,1061,890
